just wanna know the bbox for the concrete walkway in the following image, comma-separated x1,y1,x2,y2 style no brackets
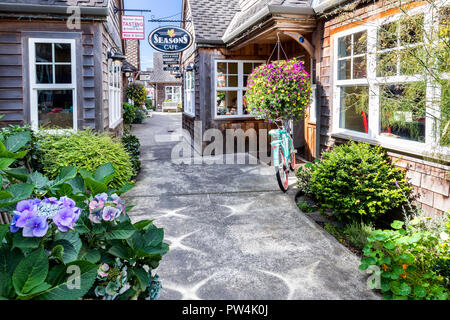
124,112,379,300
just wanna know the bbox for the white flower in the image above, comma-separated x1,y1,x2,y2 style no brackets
440,232,449,241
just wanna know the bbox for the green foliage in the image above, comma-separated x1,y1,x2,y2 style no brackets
126,83,147,107
37,130,133,189
296,200,316,213
123,103,136,125
0,144,168,300
300,142,413,222
360,216,450,300
133,107,147,124
145,99,154,111
122,134,141,178
245,59,312,121
324,221,374,251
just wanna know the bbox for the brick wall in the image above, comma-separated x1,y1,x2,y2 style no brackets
125,39,140,69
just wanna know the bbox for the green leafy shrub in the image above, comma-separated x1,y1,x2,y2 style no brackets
324,221,374,251
360,216,449,300
122,134,141,178
300,142,412,222
133,107,147,124
296,200,316,213
145,99,154,111
123,103,136,125
126,83,147,107
37,130,133,189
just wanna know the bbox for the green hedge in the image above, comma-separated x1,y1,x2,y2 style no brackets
297,141,413,222
37,130,133,189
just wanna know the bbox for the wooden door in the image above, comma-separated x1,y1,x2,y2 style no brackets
304,84,316,161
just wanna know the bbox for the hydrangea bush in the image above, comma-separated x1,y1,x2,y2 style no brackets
0,131,168,300
245,59,312,121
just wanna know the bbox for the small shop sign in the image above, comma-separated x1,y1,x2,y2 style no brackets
121,15,145,40
163,54,179,59
163,66,180,72
163,60,179,65
149,26,192,53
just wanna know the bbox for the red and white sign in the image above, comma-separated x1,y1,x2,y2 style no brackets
121,15,145,40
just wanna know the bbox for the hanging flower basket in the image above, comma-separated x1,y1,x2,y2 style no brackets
245,59,312,122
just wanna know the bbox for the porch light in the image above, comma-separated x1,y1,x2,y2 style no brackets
185,64,196,72
122,64,135,78
175,73,182,79
107,47,126,63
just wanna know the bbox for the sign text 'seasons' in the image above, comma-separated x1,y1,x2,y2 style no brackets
149,26,192,53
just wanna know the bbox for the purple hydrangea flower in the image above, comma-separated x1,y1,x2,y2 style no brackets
22,216,48,238
53,207,79,232
102,206,118,221
15,209,37,229
10,214,20,233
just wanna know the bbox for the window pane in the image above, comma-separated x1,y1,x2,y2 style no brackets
353,31,367,55
243,90,250,115
353,56,367,79
244,75,249,87
217,62,227,74
55,65,72,83
244,63,253,74
338,35,351,58
36,64,53,84
378,22,398,50
400,14,424,45
36,43,52,62
399,47,424,75
377,51,397,77
217,73,226,87
228,62,238,74
37,90,73,129
339,86,369,133
216,91,238,116
228,75,238,87
338,59,351,80
380,83,426,142
440,80,449,146
54,43,71,62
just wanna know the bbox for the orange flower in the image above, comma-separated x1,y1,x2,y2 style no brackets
402,264,408,270
382,264,389,271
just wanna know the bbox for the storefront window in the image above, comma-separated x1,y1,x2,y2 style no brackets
339,86,369,133
30,39,76,130
333,4,448,154
215,60,264,117
184,70,195,116
109,59,121,128
165,86,181,102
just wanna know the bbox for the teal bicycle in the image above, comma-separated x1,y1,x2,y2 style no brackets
269,120,296,192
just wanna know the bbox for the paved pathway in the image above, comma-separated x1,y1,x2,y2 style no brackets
124,112,379,300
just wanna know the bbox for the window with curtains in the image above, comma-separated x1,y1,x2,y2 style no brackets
184,70,195,116
215,60,264,117
29,39,77,130
108,59,122,128
332,3,449,154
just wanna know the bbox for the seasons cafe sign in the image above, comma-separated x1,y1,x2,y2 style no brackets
148,26,193,53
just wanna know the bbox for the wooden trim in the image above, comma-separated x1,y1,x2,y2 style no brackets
330,1,427,36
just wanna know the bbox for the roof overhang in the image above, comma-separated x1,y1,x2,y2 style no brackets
0,3,109,16
222,5,315,44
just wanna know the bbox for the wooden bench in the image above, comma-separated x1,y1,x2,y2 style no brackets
162,101,179,112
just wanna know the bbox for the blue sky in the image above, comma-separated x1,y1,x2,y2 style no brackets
124,0,183,70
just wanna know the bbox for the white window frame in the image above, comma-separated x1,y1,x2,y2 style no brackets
165,86,182,102
108,59,122,129
29,38,77,132
184,70,195,116
214,59,265,119
331,3,450,156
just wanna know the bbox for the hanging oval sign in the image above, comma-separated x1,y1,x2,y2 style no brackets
148,26,193,53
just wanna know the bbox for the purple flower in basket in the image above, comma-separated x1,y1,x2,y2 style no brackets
22,216,48,238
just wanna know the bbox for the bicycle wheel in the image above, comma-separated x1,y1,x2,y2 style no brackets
276,147,289,192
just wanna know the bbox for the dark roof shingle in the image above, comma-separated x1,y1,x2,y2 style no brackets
144,52,182,84
189,0,240,43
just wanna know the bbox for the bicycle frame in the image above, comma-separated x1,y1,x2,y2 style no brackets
269,120,294,167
